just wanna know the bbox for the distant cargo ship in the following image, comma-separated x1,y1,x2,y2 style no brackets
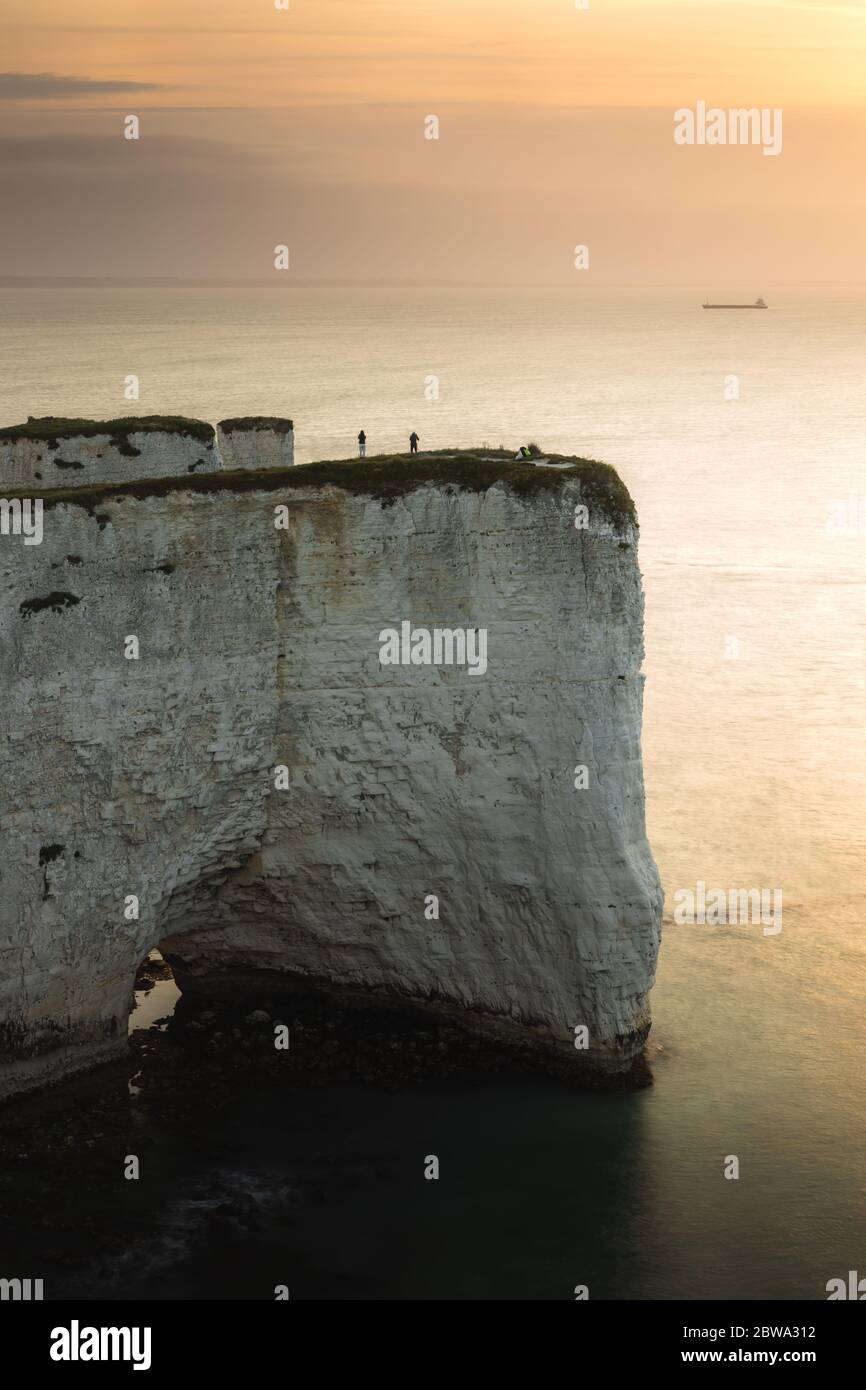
703,297,768,309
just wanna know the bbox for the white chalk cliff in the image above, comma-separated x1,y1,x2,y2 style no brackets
0,425,661,1099
0,415,294,489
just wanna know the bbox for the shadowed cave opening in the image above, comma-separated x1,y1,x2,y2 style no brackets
121,938,624,1094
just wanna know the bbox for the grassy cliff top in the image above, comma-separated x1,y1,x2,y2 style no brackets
0,416,215,450
219,416,294,434
0,415,294,443
6,449,636,528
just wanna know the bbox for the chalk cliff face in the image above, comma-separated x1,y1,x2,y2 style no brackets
0,416,294,489
0,438,661,1100
216,418,295,471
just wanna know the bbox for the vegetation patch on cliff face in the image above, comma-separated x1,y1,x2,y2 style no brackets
219,417,294,434
19,591,81,617
5,449,636,529
0,416,215,457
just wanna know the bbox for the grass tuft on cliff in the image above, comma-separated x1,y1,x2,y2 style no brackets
219,417,294,434
5,449,636,529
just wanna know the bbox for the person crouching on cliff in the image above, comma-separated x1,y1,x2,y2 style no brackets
358,430,367,457
409,431,419,455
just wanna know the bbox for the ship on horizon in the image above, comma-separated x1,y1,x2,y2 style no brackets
703,297,768,309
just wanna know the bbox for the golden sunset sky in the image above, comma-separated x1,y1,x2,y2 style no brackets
2,0,865,281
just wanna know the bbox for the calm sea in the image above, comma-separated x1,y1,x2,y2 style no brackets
2,285,864,1298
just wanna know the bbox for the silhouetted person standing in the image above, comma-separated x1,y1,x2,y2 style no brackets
358,430,367,457
409,431,419,455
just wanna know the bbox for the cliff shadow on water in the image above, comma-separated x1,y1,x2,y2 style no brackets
0,942,655,1300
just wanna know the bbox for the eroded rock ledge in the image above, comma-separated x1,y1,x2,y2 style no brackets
0,436,661,1100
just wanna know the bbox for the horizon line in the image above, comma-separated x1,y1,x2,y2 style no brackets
2,275,866,291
